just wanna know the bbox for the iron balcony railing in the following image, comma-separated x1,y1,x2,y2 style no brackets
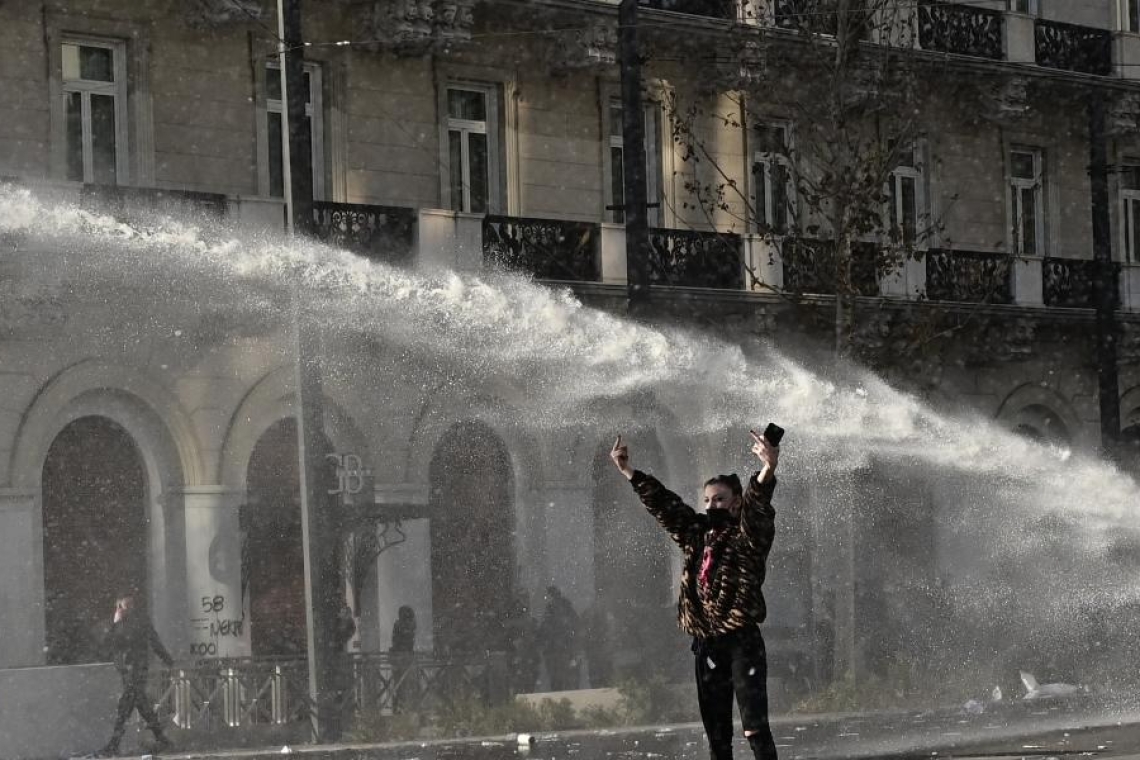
649,228,744,289
780,238,880,297
916,0,1004,60
639,0,736,20
1034,19,1113,76
312,201,417,265
1042,257,1120,309
924,248,1013,304
79,184,228,223
483,215,602,282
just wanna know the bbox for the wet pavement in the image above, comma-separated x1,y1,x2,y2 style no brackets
163,696,1140,760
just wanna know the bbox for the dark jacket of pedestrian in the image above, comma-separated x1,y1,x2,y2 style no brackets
630,470,776,639
104,608,174,676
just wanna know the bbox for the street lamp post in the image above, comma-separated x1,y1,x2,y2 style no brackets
618,0,651,310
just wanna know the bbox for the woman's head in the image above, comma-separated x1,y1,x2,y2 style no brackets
703,474,743,517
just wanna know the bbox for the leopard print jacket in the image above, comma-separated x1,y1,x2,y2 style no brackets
630,470,776,640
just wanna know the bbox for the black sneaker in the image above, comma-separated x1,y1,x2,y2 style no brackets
153,735,173,754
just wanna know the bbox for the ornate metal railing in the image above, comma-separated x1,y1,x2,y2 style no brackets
1035,19,1112,76
648,229,743,289
780,238,880,296
916,0,1004,60
483,215,601,282
80,184,228,223
1042,257,1118,309
639,0,735,19
312,201,417,265
148,653,509,734
925,248,1013,303
772,0,841,36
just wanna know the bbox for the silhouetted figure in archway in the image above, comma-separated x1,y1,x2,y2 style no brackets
390,606,416,712
539,586,580,691
98,592,173,757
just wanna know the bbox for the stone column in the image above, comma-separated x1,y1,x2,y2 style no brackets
0,490,44,667
181,487,249,659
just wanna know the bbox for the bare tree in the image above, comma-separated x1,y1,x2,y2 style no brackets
661,0,941,355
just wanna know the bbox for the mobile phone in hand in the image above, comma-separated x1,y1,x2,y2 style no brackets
762,423,785,447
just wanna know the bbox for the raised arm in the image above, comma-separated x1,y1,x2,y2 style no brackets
610,435,701,544
740,429,779,550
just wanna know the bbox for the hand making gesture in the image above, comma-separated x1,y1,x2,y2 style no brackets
610,435,635,480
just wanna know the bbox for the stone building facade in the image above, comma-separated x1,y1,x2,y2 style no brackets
3,0,1140,755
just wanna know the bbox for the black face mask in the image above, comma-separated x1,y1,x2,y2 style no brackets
706,508,736,529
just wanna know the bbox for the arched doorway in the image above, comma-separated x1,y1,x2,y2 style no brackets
429,421,516,654
590,436,672,678
1011,404,1072,446
42,416,148,665
243,418,336,657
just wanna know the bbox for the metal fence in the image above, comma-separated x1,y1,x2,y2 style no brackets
148,652,509,735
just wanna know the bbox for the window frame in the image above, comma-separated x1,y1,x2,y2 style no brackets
262,61,325,201
1008,146,1046,257
60,36,129,185
1008,0,1039,15
888,144,925,250
1121,162,1140,263
750,120,796,236
440,81,503,215
602,96,663,227
1124,0,1140,33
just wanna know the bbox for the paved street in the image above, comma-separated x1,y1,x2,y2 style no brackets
161,697,1140,760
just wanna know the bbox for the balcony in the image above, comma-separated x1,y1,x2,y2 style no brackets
312,201,417,266
649,229,744,289
482,215,602,282
925,248,1013,304
79,184,228,223
1034,19,1112,76
916,0,1004,60
780,238,880,297
1042,257,1119,309
639,0,736,20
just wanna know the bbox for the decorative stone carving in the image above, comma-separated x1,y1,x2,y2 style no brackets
367,0,476,53
968,316,1038,364
185,0,263,28
976,75,1032,123
1108,92,1140,138
549,19,619,73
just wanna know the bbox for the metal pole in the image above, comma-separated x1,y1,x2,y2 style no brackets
619,0,651,309
1089,91,1121,458
276,0,294,236
279,0,338,741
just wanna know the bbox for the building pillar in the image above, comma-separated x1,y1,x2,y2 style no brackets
181,487,249,659
0,490,44,667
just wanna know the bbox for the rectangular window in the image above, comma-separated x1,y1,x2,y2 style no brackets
605,99,662,226
446,85,496,214
889,145,921,247
1008,0,1038,14
1127,0,1140,33
752,123,794,234
1122,164,1140,263
62,39,126,184
266,62,324,200
1010,147,1044,256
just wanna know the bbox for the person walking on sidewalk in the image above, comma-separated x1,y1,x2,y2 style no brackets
98,591,174,757
610,430,781,760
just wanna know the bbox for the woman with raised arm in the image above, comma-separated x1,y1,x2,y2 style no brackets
610,430,780,760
